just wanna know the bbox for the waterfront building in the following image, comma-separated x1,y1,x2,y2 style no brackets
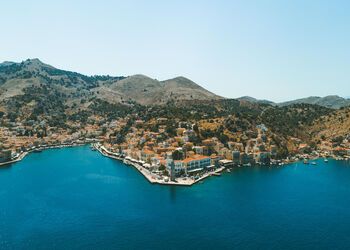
257,152,271,165
174,161,186,175
210,155,222,168
166,153,176,181
241,153,255,165
333,147,350,157
232,151,241,165
141,149,155,163
219,159,234,167
0,149,12,163
193,146,204,155
166,154,212,176
183,155,211,173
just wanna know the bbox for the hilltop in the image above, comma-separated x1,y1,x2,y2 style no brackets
278,95,350,109
0,59,221,106
100,74,222,105
238,95,350,109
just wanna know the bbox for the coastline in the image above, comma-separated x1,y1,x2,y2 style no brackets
0,151,28,167
0,142,97,167
94,144,225,186
2,141,348,186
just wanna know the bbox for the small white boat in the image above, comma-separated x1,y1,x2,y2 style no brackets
311,162,317,165
324,159,329,163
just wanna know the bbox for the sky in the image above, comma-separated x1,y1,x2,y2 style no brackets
0,0,349,102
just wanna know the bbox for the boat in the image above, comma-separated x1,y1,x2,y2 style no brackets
226,169,231,173
324,159,329,163
311,162,317,165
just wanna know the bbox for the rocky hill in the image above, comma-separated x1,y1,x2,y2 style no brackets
309,107,350,141
102,75,222,105
237,95,350,109
0,59,221,107
278,95,350,109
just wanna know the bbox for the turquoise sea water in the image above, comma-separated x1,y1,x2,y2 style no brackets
1,146,350,249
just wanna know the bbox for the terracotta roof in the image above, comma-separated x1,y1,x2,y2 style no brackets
142,149,155,155
182,155,210,163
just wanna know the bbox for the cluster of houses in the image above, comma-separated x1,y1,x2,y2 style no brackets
0,120,101,162
101,119,284,179
2,113,350,172
318,138,350,158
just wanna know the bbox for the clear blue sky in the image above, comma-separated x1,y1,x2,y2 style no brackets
1,0,349,102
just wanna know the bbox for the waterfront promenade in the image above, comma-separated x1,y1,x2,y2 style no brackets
0,142,97,167
0,151,28,167
94,144,225,186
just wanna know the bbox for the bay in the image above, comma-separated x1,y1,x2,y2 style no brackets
1,146,350,249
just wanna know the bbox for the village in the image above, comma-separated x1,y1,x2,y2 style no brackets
1,114,350,185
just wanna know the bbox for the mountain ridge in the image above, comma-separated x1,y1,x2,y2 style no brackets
0,59,222,105
1,59,349,109
278,95,350,109
238,95,350,109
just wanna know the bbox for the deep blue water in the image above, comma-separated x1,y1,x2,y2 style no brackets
1,146,350,249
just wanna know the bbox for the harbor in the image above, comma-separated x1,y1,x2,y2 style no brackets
0,140,100,167
93,143,226,186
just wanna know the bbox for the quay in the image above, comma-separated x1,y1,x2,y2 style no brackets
93,143,225,186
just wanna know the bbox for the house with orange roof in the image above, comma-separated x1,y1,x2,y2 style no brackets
183,155,211,172
141,149,155,162
166,154,212,176
333,147,350,156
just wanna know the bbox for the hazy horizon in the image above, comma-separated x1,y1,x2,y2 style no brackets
1,0,349,102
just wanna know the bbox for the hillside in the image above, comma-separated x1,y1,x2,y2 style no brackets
236,95,350,109
0,59,221,107
0,58,347,155
104,75,221,105
309,107,350,141
278,95,350,109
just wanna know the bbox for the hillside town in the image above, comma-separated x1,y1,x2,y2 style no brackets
3,111,350,185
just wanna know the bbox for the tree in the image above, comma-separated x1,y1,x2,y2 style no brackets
172,150,183,160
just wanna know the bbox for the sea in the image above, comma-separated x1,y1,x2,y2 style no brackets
1,145,350,249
